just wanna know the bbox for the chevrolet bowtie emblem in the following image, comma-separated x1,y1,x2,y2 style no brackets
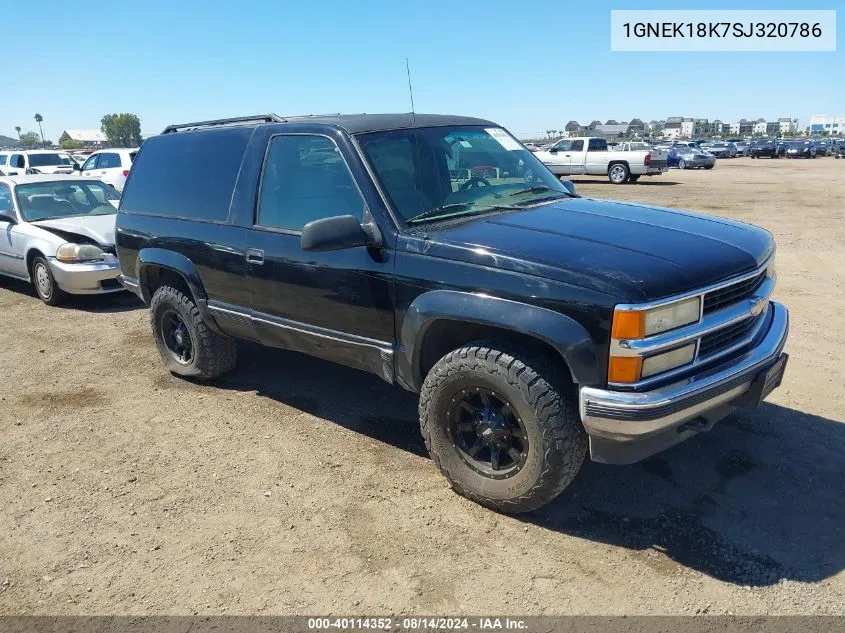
750,297,765,317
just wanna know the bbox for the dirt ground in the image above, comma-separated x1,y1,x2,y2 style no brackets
1,157,843,616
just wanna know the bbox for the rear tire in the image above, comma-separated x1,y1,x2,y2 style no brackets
678,158,687,169
149,285,237,380
419,342,587,514
31,256,65,306
608,163,629,184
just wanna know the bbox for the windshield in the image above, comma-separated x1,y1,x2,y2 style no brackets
356,126,572,225
28,153,73,167
15,181,120,221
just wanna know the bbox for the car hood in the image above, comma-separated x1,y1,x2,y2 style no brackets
418,198,774,302
30,214,116,246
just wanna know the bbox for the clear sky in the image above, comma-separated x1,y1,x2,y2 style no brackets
3,0,841,141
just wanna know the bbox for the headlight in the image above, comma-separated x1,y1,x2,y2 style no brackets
611,296,701,339
55,243,104,263
608,296,701,383
641,343,696,378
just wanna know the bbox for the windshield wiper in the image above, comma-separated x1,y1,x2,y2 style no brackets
509,185,553,196
406,202,520,225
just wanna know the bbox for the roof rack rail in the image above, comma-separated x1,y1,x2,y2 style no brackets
161,114,285,134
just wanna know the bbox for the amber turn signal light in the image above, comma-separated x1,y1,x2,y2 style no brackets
611,310,645,340
608,356,643,383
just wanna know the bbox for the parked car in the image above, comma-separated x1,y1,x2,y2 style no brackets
115,113,789,514
0,175,123,304
74,148,138,193
734,141,752,156
814,140,832,156
785,140,817,158
707,142,737,158
533,136,668,184
749,139,784,159
835,140,844,159
0,150,76,175
668,146,716,169
67,154,90,166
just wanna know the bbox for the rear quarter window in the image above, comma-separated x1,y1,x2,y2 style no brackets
120,127,253,221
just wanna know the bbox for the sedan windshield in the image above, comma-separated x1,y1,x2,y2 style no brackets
15,181,120,221
356,126,572,225
28,153,73,167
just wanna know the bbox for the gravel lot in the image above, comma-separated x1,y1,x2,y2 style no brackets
1,157,842,616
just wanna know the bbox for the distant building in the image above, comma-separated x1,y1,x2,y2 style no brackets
564,121,582,137
663,121,683,140
778,118,797,135
592,124,633,140
729,119,754,136
710,120,724,136
0,134,17,148
809,114,845,135
59,129,107,147
752,119,768,135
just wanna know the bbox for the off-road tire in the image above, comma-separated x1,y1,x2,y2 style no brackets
419,342,587,514
31,255,66,306
149,285,237,380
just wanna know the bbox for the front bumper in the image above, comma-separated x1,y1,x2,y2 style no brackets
48,257,123,295
579,301,789,465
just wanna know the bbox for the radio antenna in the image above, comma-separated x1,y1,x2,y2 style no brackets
405,58,416,124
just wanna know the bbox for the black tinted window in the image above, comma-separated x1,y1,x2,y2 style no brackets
121,127,253,221
98,153,121,169
570,140,584,151
257,135,363,231
587,139,607,151
0,155,7,165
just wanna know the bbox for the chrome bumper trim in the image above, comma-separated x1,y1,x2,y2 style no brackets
580,301,788,440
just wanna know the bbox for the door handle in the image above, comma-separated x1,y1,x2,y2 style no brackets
245,248,264,265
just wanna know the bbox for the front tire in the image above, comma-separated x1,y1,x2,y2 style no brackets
419,343,587,514
31,256,65,306
678,158,687,169
150,285,237,380
608,163,629,184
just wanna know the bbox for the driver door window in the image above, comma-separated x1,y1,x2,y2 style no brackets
82,155,99,172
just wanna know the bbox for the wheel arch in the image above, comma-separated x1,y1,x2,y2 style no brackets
398,290,599,392
136,248,220,333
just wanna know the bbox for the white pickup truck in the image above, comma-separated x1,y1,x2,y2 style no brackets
533,137,668,184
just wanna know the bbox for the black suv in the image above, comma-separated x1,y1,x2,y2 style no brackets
749,139,784,158
116,114,789,513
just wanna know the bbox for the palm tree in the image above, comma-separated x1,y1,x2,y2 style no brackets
14,126,21,140
34,113,45,146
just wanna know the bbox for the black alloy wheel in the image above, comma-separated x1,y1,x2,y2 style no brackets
448,387,529,479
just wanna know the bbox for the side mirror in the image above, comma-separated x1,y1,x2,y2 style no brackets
548,146,558,153
0,210,17,225
560,179,577,195
301,214,373,252
73,162,82,171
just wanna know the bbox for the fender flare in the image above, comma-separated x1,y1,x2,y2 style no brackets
398,290,599,390
136,248,219,331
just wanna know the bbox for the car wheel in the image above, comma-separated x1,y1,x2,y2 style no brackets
704,165,714,169
678,158,687,169
419,342,587,514
150,285,237,380
31,256,66,306
608,163,629,184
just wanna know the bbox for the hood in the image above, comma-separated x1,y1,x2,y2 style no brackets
416,199,773,302
31,214,116,246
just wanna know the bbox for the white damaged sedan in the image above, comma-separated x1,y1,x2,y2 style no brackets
0,175,123,305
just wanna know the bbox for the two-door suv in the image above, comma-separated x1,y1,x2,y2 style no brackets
116,114,789,513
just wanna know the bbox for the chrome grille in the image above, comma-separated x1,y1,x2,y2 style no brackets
703,270,766,315
698,315,760,359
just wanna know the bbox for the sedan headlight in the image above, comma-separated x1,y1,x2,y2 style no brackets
56,243,105,263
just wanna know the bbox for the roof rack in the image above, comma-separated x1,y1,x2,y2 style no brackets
161,114,285,135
